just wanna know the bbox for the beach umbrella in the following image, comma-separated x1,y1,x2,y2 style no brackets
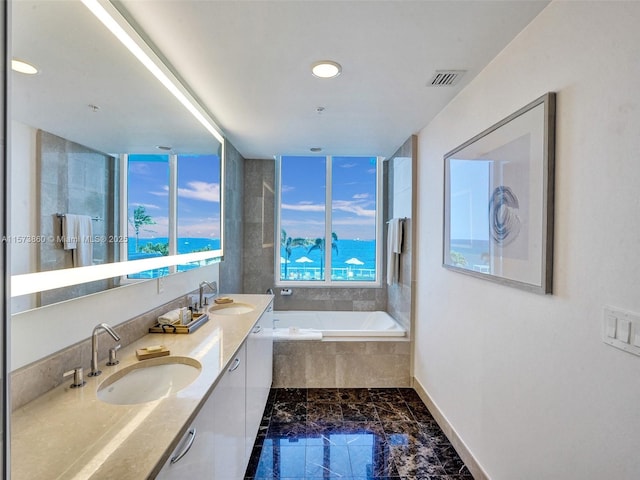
345,257,364,265
295,256,313,273
345,257,364,278
280,257,290,264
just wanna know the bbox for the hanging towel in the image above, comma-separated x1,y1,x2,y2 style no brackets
386,218,404,285
61,214,79,250
73,215,94,267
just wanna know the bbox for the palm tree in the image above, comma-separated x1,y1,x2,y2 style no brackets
308,232,339,279
130,205,155,253
280,229,310,279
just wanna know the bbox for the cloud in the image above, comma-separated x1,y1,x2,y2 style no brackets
150,185,169,197
332,200,375,217
352,193,369,199
130,203,161,210
178,181,220,202
128,162,152,175
339,163,358,169
282,202,325,212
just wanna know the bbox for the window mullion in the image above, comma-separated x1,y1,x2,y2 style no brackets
168,154,178,262
325,156,332,284
120,154,128,263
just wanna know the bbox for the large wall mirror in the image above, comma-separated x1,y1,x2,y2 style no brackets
10,0,225,314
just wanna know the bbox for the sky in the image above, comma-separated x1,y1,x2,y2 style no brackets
280,156,378,241
448,158,491,241
127,154,221,239
127,154,377,243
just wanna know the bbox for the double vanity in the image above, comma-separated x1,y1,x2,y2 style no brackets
11,294,274,479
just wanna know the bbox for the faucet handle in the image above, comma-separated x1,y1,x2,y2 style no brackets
63,367,86,388
107,344,121,366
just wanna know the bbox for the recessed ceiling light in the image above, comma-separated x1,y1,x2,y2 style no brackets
311,61,341,79
12,58,38,75
310,147,323,153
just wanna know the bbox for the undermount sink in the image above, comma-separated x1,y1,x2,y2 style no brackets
97,356,201,405
209,302,255,315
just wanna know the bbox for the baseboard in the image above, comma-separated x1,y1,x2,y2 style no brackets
412,377,490,480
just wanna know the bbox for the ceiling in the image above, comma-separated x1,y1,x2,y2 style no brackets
11,1,550,160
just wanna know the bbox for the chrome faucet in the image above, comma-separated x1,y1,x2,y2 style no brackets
88,323,121,377
199,280,218,308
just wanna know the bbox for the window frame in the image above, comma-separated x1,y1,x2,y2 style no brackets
275,155,383,288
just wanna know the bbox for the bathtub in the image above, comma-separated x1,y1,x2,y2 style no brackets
272,310,406,341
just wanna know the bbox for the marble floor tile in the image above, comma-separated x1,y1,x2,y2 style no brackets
245,388,470,480
272,401,307,424
375,401,415,423
307,388,340,403
342,402,380,422
338,388,371,403
307,402,342,423
369,387,407,404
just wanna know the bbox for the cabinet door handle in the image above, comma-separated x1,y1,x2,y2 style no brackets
170,428,197,464
252,325,262,334
229,357,241,372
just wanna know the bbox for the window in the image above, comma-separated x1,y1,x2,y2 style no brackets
276,155,382,286
125,153,221,279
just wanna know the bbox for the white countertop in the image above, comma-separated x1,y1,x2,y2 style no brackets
11,294,273,480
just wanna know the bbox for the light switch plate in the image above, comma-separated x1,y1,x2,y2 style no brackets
603,306,640,356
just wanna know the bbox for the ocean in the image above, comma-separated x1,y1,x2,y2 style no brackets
131,237,221,256
282,239,377,280
131,237,377,280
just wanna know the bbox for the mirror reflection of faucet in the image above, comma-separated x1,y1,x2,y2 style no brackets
199,280,218,310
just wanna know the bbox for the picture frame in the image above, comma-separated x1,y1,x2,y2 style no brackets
443,92,556,294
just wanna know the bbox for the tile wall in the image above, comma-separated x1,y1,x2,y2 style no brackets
219,141,245,293
37,130,118,306
273,340,411,388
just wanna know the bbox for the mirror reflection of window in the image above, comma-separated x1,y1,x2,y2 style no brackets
176,154,221,274
126,153,222,279
176,154,221,256
127,154,170,256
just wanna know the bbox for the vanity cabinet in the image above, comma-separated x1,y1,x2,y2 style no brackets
155,385,217,478
211,343,248,479
156,302,273,479
245,301,274,458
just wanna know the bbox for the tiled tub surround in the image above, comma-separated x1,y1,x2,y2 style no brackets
11,294,273,480
245,388,472,480
273,340,411,388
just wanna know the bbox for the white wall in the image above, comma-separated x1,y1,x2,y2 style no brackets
392,156,412,219
10,121,37,312
414,2,640,479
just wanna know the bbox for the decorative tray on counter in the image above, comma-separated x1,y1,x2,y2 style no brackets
148,313,209,334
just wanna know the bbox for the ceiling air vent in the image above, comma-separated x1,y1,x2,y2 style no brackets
427,70,466,87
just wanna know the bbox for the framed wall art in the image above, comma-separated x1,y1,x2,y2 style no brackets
443,92,556,294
